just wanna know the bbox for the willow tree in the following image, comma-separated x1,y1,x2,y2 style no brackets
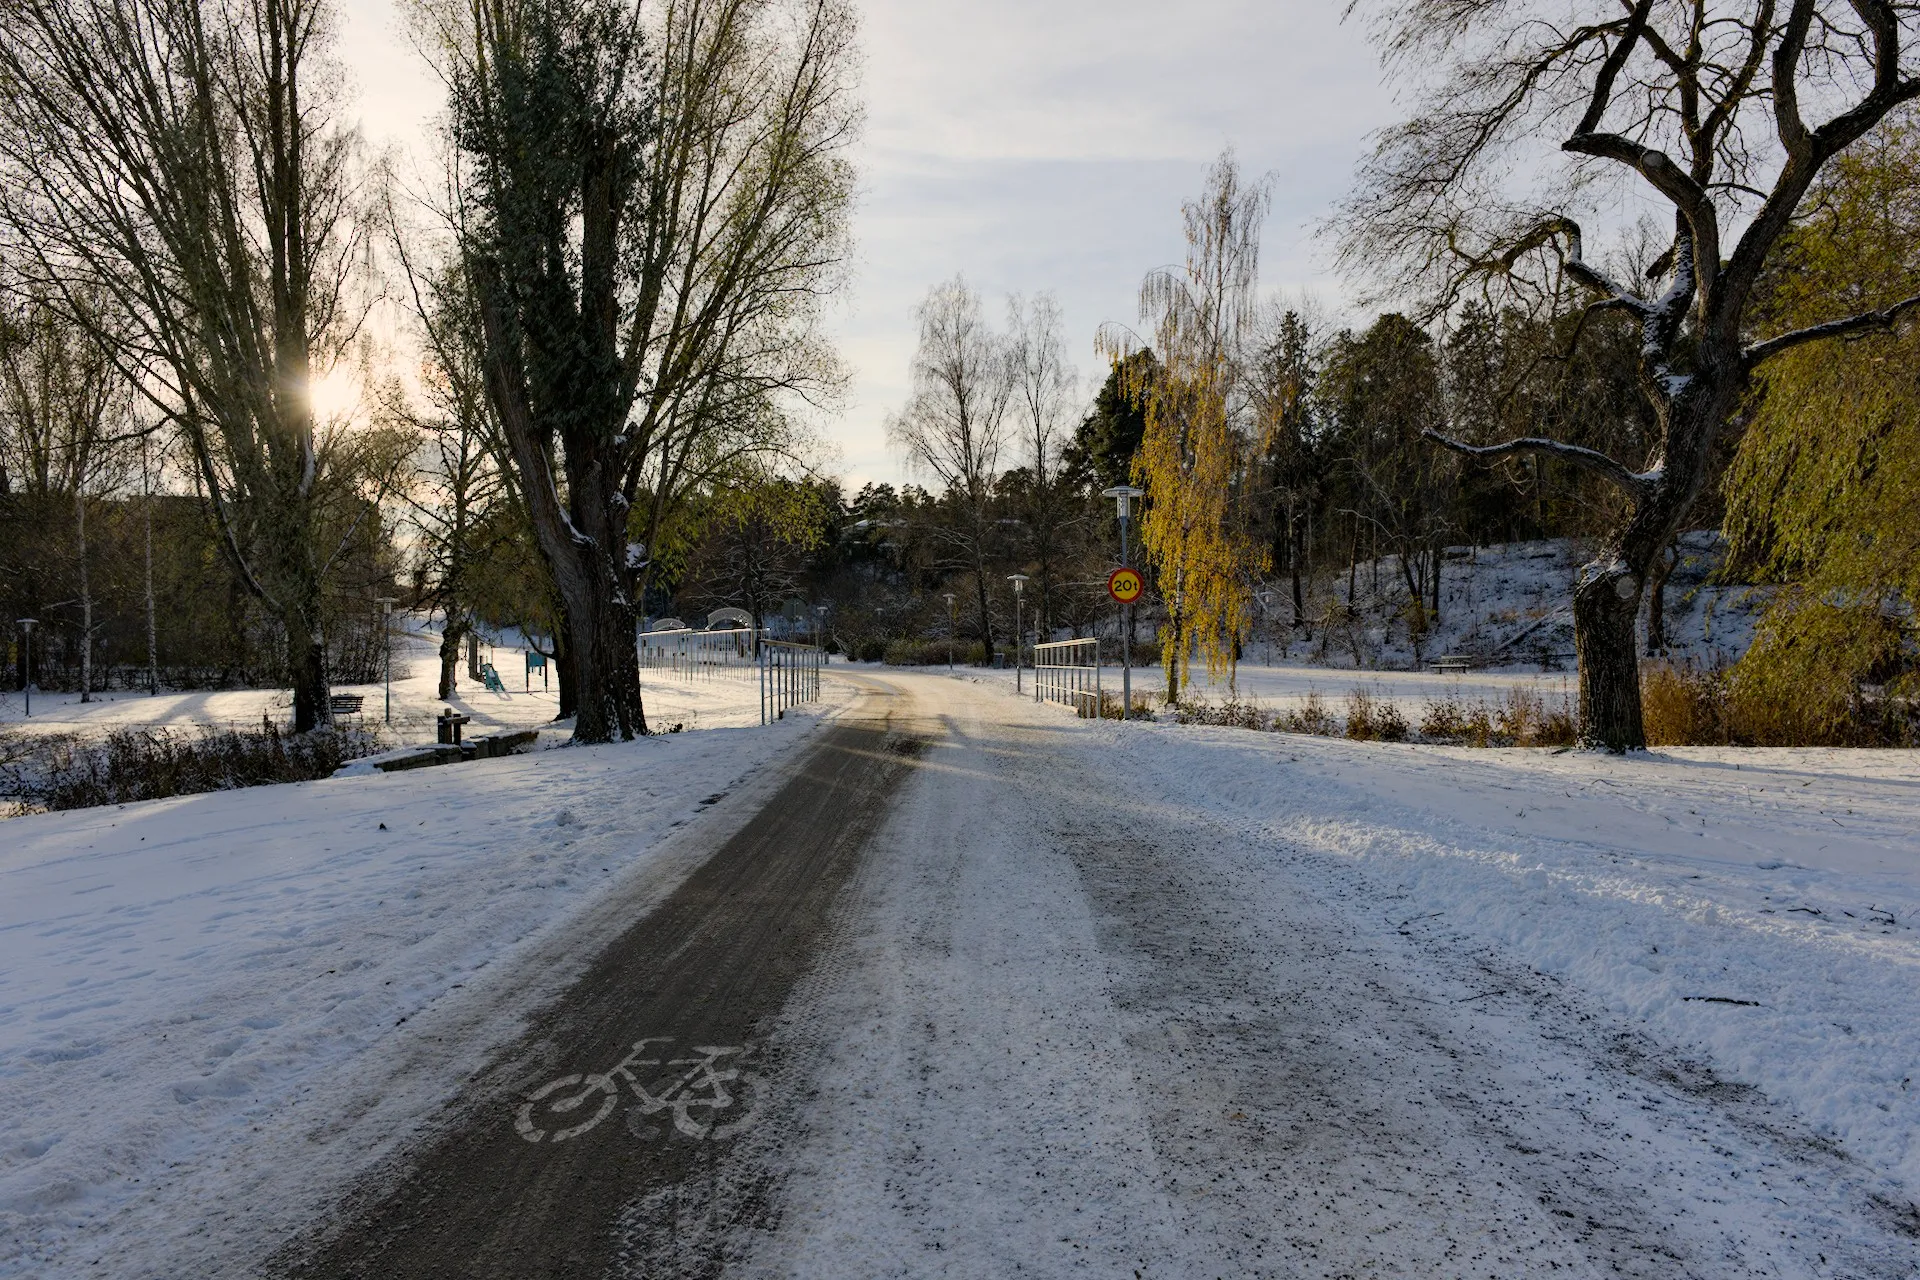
1727,106,1920,733
0,0,373,730
1100,153,1268,703
437,0,858,742
1339,0,1920,750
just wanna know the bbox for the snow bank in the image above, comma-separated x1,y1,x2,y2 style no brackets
0,674,849,1277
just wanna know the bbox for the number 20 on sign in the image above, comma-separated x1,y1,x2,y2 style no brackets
1107,567,1144,604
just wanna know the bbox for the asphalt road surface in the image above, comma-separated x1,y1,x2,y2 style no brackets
277,672,1920,1279
277,681,924,1279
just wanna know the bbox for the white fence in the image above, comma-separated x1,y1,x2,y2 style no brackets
760,641,823,724
1033,637,1101,717
639,627,757,681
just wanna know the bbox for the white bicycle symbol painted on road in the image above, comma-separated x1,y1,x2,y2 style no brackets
514,1038,761,1144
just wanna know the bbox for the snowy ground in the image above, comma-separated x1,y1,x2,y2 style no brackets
0,621,759,749
7,662,1920,1276
0,668,850,1278
721,671,1920,1275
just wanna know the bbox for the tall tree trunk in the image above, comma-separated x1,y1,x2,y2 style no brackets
973,565,994,664
1429,542,1442,625
541,538,644,740
1573,564,1646,751
1644,539,1679,656
438,614,468,701
287,609,328,733
555,620,578,722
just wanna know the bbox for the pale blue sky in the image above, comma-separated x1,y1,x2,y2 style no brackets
334,0,1398,488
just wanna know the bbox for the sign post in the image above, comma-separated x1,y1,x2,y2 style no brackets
1102,487,1145,718
1008,574,1029,693
15,619,37,718
375,597,398,723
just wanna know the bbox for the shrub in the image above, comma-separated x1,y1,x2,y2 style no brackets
1276,689,1339,736
1173,698,1270,730
2,721,380,813
1420,689,1578,746
1639,660,1916,746
882,638,952,666
856,638,886,663
1343,687,1409,741
1097,689,1155,719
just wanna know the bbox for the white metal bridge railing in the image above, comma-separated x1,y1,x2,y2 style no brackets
639,627,757,681
1033,637,1100,717
760,640,823,724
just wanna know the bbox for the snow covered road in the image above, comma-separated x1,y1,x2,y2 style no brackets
716,673,1920,1278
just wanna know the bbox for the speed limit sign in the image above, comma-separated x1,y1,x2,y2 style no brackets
1107,566,1144,604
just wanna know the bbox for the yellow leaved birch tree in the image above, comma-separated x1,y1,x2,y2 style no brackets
1099,153,1268,703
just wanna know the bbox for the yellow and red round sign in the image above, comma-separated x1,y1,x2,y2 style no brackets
1107,566,1144,604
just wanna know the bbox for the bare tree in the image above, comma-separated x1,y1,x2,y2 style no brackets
0,288,138,702
889,277,1013,661
435,0,858,742
0,0,376,730
1338,0,1920,750
1006,292,1079,636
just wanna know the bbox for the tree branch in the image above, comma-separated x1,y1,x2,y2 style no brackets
1420,428,1650,499
1743,292,1920,368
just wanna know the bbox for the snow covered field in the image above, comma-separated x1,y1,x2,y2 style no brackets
0,621,761,749
0,670,850,1277
1013,656,1580,722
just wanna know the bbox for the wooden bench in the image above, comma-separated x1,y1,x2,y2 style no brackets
328,693,366,717
1428,655,1474,674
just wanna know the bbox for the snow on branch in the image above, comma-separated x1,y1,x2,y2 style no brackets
1742,292,1920,369
1419,428,1651,499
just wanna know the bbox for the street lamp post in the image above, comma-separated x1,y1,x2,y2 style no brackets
375,597,398,724
15,618,37,718
1008,574,1029,693
815,603,829,652
943,593,956,669
1102,486,1145,718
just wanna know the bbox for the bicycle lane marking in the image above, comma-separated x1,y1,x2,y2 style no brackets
514,1039,763,1144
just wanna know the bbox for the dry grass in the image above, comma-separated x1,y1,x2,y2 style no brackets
1640,661,1916,746
1,720,381,813
1419,687,1576,747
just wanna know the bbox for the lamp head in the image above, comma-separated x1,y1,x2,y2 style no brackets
15,618,36,631
1101,485,1145,518
1008,573,1029,595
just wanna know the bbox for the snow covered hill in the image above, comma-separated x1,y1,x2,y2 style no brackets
1258,531,1768,673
